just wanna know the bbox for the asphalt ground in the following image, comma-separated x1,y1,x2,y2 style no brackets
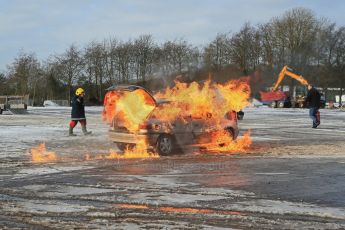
0,106,345,229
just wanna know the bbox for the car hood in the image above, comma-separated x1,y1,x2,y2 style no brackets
107,85,157,107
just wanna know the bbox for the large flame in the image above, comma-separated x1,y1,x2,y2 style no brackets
200,130,252,153
102,78,252,154
103,89,155,132
102,91,120,123
154,78,250,118
153,78,252,153
30,143,58,163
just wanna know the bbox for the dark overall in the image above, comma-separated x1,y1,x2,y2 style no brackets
69,96,91,135
305,87,321,128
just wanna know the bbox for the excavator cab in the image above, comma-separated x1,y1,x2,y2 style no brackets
269,66,310,108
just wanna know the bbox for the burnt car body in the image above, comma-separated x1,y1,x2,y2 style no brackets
106,85,239,155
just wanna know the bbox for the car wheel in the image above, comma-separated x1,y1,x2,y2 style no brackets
156,134,174,156
278,101,285,108
226,128,235,140
115,143,135,152
217,128,235,147
270,101,277,108
237,111,244,120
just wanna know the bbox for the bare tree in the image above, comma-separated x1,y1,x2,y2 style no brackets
104,38,117,85
133,35,156,83
204,33,231,71
229,23,262,74
6,52,41,98
54,45,84,104
114,41,133,83
84,41,108,101
258,8,321,92
159,39,199,76
322,26,345,103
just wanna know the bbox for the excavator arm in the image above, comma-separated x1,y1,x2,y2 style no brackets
272,65,309,91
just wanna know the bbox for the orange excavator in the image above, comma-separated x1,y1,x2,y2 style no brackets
260,66,309,108
272,66,309,91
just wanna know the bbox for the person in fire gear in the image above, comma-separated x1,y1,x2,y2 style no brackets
69,88,92,136
305,84,321,128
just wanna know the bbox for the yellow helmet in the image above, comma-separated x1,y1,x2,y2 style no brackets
75,88,85,96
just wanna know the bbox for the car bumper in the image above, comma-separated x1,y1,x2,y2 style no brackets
109,130,159,145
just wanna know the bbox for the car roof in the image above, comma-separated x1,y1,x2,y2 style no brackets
156,99,171,105
106,84,146,92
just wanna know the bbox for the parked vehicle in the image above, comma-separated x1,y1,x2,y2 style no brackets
260,66,326,108
105,85,239,155
0,95,28,114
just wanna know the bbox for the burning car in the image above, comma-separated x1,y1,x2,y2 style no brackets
103,84,240,155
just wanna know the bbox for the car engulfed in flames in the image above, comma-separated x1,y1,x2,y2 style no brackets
103,79,250,155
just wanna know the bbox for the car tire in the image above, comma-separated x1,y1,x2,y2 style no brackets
270,101,277,108
278,101,285,108
115,143,135,152
156,134,174,156
217,128,235,148
237,111,244,120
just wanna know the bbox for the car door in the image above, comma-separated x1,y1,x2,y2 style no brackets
172,115,194,146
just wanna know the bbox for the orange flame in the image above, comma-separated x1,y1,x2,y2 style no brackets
159,207,212,214
103,89,155,132
159,206,244,216
30,143,58,163
116,204,149,209
102,91,120,123
85,140,159,160
29,141,158,163
114,203,245,216
201,130,252,153
154,78,251,119
108,140,158,159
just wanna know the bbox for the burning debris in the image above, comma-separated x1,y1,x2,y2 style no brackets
30,143,58,163
114,203,245,216
30,141,158,163
200,130,252,153
85,140,159,160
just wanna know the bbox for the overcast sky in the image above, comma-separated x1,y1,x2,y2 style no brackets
1,0,345,71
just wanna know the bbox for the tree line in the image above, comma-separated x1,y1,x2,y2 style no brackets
1,7,345,105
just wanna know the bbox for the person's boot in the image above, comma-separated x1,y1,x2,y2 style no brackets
69,127,77,136
82,126,92,135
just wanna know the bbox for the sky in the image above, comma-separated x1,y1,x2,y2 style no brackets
1,0,345,71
